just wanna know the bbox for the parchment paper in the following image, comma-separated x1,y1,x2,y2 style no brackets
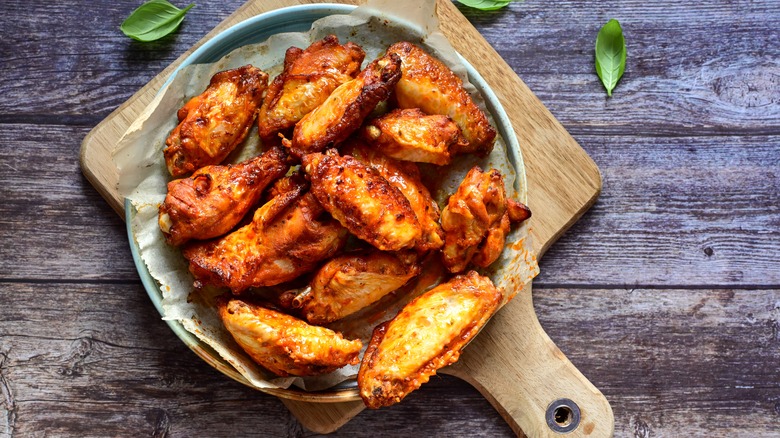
112,0,539,392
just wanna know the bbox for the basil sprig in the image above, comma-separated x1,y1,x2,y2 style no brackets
457,0,514,11
595,19,626,96
121,0,195,42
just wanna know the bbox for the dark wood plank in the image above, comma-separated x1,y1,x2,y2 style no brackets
538,134,780,287
0,124,137,280
0,281,291,437
1,0,778,138
0,0,255,123
534,287,780,437
3,125,778,287
0,282,512,437
465,1,780,136
2,0,779,435
2,282,778,436
0,1,246,122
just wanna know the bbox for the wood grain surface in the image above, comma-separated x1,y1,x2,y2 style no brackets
79,0,611,434
2,0,779,437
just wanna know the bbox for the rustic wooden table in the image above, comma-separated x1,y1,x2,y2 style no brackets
1,0,779,436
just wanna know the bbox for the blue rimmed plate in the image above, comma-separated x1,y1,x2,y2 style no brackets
126,3,524,403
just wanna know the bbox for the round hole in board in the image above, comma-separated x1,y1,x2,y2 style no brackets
554,405,573,427
545,398,581,433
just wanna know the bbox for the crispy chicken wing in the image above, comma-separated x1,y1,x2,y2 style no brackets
362,108,467,165
289,53,402,157
343,140,444,252
358,271,501,408
302,149,421,251
158,147,289,246
508,198,533,223
218,298,362,377
164,65,269,177
257,35,365,142
183,179,348,293
283,250,420,325
472,198,532,268
262,170,308,202
386,42,495,156
440,166,531,273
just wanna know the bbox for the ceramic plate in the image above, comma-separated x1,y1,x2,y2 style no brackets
126,3,525,402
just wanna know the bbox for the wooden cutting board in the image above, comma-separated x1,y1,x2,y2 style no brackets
80,0,612,436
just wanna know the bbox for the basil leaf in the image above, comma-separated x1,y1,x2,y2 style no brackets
595,19,626,96
121,0,195,42
457,0,514,11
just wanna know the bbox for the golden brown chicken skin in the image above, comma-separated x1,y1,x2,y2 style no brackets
386,42,496,156
302,149,421,251
284,250,420,325
258,35,365,142
289,53,402,157
358,271,502,408
472,198,532,268
262,170,308,202
158,147,289,246
183,179,348,294
440,166,531,273
362,108,468,165
218,298,362,377
164,65,269,177
342,140,444,253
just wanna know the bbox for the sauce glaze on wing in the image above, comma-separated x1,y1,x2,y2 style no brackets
219,298,362,377
357,271,502,408
159,147,289,246
258,35,365,142
362,108,467,166
441,166,531,273
164,65,269,177
342,139,444,253
183,179,348,294
303,149,421,251
386,42,496,156
284,249,420,325
289,53,402,157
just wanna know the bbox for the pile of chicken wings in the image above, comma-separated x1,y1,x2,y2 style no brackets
156,35,531,408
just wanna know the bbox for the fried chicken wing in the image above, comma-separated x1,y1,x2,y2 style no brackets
472,198,533,268
440,166,531,273
289,53,402,157
343,140,444,253
219,298,362,377
362,108,467,165
508,198,533,223
158,147,289,246
386,42,495,156
262,170,308,202
284,250,420,325
164,65,269,177
183,179,348,293
358,271,501,408
302,149,421,251
258,35,365,142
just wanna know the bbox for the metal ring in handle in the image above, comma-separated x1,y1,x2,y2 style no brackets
546,398,581,433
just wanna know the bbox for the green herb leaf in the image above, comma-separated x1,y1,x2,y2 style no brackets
595,19,626,96
457,0,514,11
121,0,195,42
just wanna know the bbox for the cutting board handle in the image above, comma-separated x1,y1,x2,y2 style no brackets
443,285,614,437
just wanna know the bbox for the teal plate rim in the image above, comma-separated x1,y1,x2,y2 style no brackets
125,3,525,403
